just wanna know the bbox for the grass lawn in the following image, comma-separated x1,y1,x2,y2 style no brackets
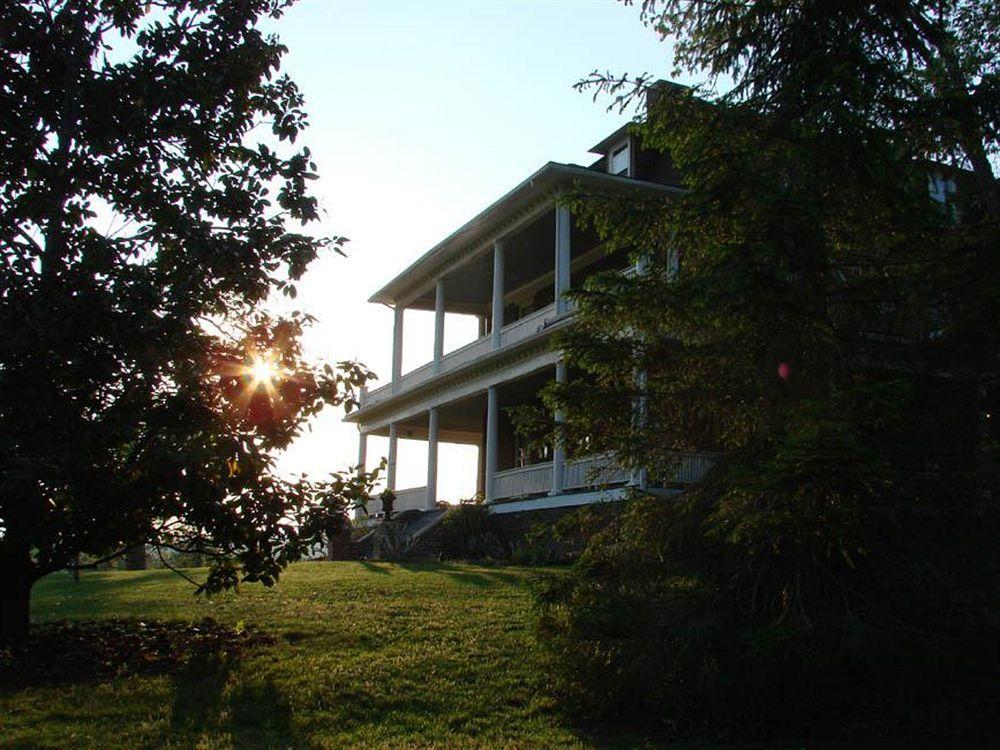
1,562,670,749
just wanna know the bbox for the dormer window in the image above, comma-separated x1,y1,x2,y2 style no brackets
609,140,630,176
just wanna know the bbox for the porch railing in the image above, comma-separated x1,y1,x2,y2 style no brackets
361,302,562,410
493,461,554,499
365,485,427,516
491,451,718,501
660,452,717,485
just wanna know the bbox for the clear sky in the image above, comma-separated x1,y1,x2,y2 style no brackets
267,0,686,499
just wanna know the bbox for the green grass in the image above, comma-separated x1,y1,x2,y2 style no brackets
1,562,667,749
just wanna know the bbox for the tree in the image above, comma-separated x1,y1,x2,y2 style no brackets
0,0,376,644
535,0,1000,735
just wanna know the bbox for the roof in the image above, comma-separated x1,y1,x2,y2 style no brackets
588,123,632,155
369,161,682,307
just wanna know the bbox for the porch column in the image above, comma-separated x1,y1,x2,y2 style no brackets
391,306,404,385
630,253,649,489
491,241,504,349
476,433,486,496
550,362,567,495
387,423,398,491
433,280,445,373
554,205,571,314
357,431,368,477
485,385,499,502
426,408,439,510
629,367,649,489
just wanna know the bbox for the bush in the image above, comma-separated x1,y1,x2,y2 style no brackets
537,451,1000,741
512,502,622,565
438,501,508,559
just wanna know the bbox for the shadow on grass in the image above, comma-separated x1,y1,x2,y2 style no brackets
395,562,524,588
32,569,202,619
166,652,234,738
153,653,297,748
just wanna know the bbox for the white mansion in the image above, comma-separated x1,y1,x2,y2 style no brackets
345,120,716,519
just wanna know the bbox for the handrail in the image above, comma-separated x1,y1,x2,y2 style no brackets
362,302,560,409
491,451,718,501
365,485,427,515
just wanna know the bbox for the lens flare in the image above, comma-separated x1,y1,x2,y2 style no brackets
244,352,281,395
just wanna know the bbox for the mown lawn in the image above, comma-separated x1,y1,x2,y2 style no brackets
1,562,667,749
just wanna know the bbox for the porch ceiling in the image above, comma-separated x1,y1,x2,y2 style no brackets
363,367,555,443
405,207,602,314
367,391,486,444
370,162,683,308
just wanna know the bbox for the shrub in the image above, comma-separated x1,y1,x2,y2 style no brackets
512,502,622,565
537,450,1000,741
438,501,508,559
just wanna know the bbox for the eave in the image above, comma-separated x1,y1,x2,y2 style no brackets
368,162,682,307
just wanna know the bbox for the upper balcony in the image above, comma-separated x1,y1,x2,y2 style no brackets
345,161,683,426
360,300,568,412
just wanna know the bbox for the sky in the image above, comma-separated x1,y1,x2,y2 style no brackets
265,0,687,500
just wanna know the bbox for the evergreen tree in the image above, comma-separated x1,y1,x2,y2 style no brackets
538,0,999,735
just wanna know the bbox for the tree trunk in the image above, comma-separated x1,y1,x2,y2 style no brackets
0,542,34,646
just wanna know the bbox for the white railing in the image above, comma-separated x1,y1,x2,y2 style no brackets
365,485,427,515
563,453,630,490
659,452,718,484
361,303,562,410
493,461,554,499
491,451,718,501
492,453,628,500
499,303,561,348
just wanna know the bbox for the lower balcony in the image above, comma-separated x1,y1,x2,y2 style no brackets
491,451,715,502
361,451,717,518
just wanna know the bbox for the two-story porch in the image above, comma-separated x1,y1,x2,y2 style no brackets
344,158,707,517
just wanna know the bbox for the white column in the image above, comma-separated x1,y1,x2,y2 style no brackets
426,408,439,510
635,252,649,276
491,241,504,349
355,431,369,520
550,362,567,495
357,431,368,476
629,367,649,489
391,306,404,385
554,206,571,314
387,423,398,491
630,254,649,489
433,280,445,373
485,386,498,502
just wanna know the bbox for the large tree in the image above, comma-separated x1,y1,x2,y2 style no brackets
0,0,376,644
536,0,999,735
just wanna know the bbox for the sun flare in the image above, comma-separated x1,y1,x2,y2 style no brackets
245,352,281,391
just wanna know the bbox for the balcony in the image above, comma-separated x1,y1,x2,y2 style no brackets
360,302,565,411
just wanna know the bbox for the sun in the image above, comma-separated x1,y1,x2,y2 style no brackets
245,352,281,391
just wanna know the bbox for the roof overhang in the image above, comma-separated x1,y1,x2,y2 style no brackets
588,123,632,155
369,161,683,307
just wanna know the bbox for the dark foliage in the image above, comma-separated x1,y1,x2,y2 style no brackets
438,502,509,560
0,1,380,643
512,503,622,566
539,493,1000,739
536,0,1000,740
0,617,272,691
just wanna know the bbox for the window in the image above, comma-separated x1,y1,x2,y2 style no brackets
609,141,630,176
928,173,956,204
